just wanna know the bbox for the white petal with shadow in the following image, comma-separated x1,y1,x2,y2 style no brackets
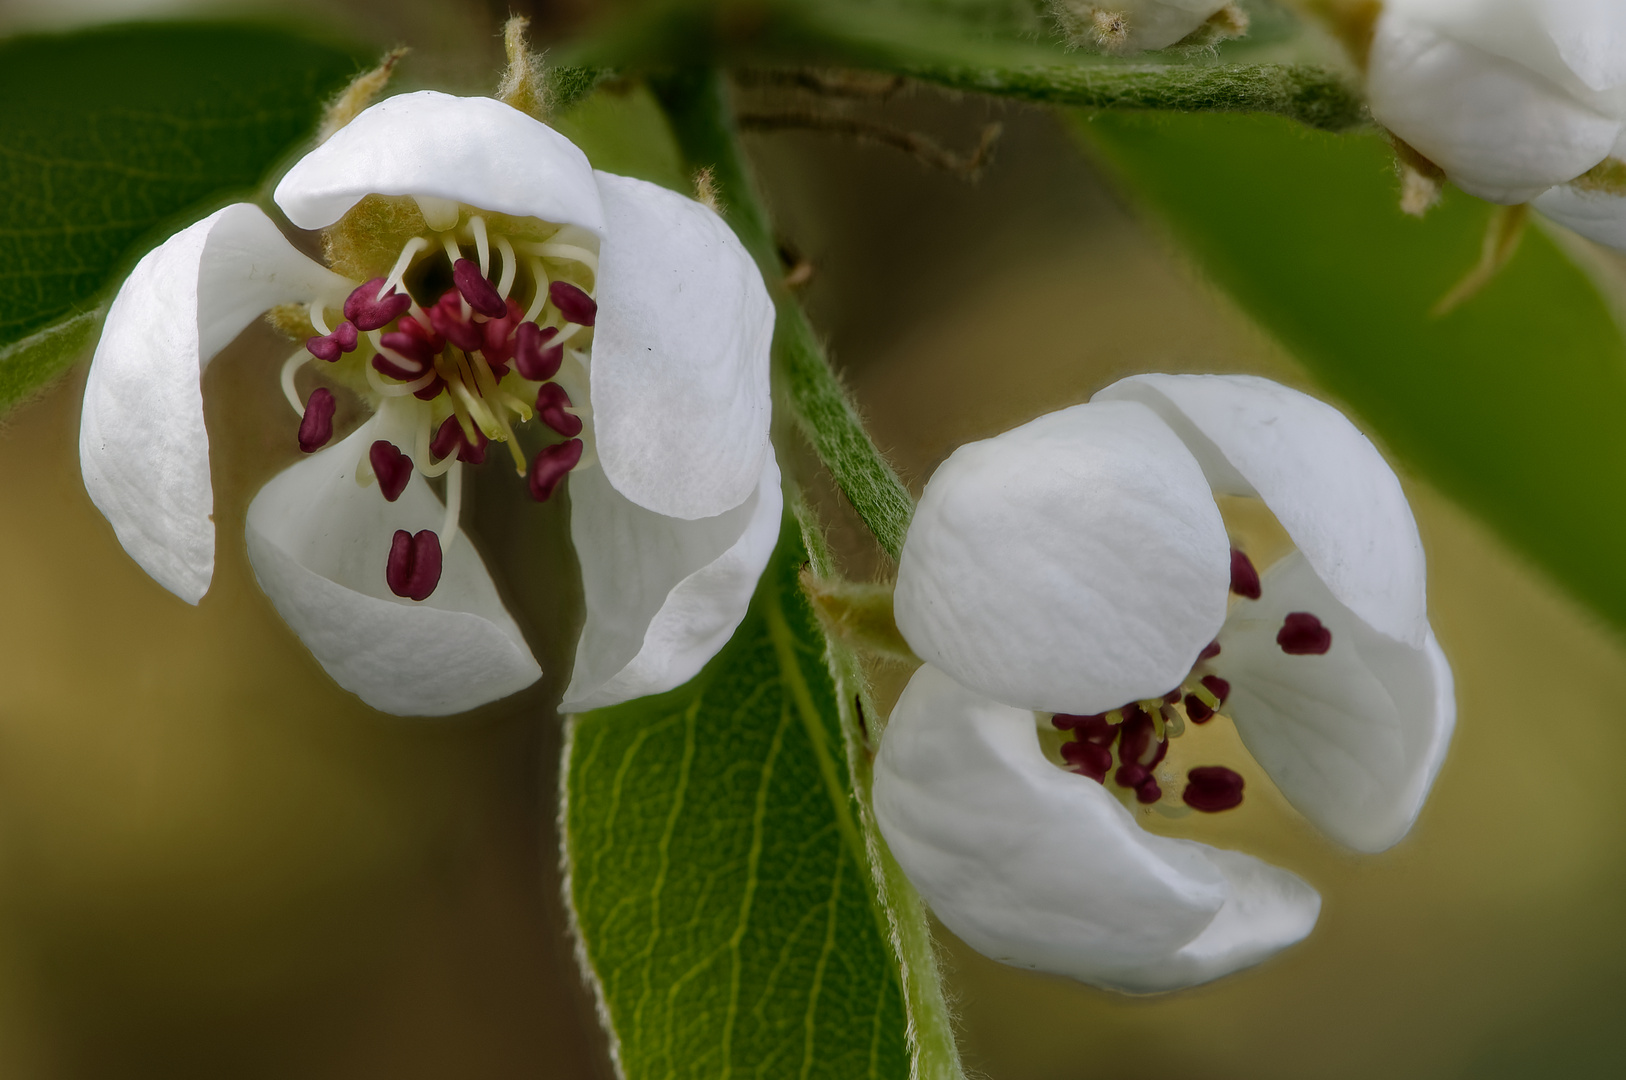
874,665,1321,994
1216,551,1455,853
274,91,606,236
561,453,781,713
589,170,773,520
894,399,1230,716
80,203,350,604
244,424,540,716
1096,373,1429,649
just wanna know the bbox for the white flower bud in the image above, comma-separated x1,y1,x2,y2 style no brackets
1050,0,1235,54
1368,0,1626,203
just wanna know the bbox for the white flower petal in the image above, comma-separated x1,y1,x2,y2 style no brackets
874,665,1321,994
1095,374,1430,650
80,203,350,604
273,91,606,235
894,400,1230,716
560,453,782,713
243,423,540,716
1390,0,1626,94
589,171,774,520
1367,13,1621,203
1215,552,1455,853
1535,183,1626,251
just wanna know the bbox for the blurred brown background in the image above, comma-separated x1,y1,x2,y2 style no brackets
2,1,1624,1077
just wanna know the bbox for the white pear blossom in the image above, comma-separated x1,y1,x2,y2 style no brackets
1367,0,1626,208
80,91,781,717
875,374,1455,993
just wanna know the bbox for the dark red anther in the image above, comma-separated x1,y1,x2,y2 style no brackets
413,377,446,401
1278,612,1332,655
369,440,412,502
482,298,525,366
1114,762,1149,790
529,439,583,501
430,414,487,465
1061,741,1112,784
453,258,508,318
380,329,435,365
1135,777,1162,805
1117,711,1167,770
549,280,597,326
386,529,442,602
297,388,335,453
428,289,482,352
1183,766,1245,812
535,381,583,437
1200,674,1230,705
345,277,412,331
396,313,444,353
1163,689,1181,705
1199,640,1221,661
371,352,424,382
514,322,563,381
1184,694,1214,723
1054,713,1117,747
306,320,358,362
1230,548,1262,600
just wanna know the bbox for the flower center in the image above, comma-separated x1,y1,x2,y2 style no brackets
1048,548,1333,814
283,206,599,603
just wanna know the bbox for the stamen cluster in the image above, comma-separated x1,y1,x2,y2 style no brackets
283,213,599,603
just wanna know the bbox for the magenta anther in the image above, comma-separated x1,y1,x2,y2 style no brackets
453,259,508,318
514,322,562,382
1183,766,1245,812
380,330,435,365
1184,694,1214,724
1200,674,1230,704
344,277,411,331
371,352,424,382
369,440,412,502
297,388,336,453
1061,740,1112,783
529,439,583,501
482,298,525,367
535,381,583,437
430,415,488,465
428,289,482,353
549,281,597,326
386,529,442,602
1277,612,1332,655
1230,548,1262,600
306,320,358,362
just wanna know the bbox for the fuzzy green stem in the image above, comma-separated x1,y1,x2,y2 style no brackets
651,68,914,560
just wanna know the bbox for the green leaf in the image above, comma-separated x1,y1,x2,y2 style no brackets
1078,111,1626,634
0,22,360,410
562,513,959,1079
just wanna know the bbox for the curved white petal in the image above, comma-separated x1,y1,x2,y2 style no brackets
874,665,1321,994
1390,0,1626,94
1215,552,1456,853
1095,374,1429,650
1535,183,1626,251
895,400,1230,716
590,171,774,520
80,203,351,604
243,423,540,716
273,91,606,236
1111,0,1230,52
1367,14,1621,203
561,453,782,713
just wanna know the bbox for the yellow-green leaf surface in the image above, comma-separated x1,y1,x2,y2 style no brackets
563,516,933,1079
1081,111,1626,635
0,22,359,410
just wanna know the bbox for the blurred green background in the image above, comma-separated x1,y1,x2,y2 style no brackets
2,0,1624,1076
